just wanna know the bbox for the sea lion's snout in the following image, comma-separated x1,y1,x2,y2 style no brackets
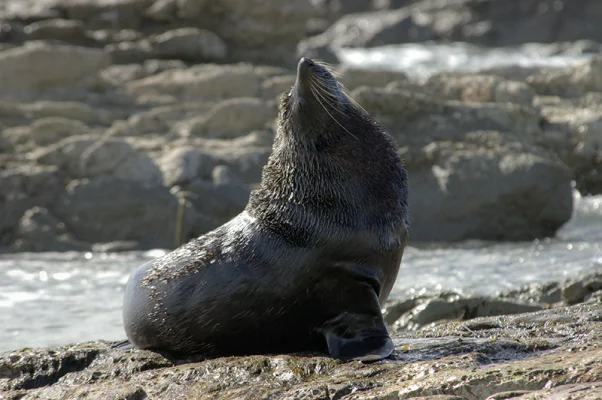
297,57,315,76
295,57,317,100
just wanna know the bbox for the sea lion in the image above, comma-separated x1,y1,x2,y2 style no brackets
121,57,409,362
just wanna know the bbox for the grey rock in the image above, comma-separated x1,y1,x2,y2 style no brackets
23,19,87,43
0,164,62,245
392,296,545,331
182,97,276,139
30,117,90,146
337,66,410,90
150,27,227,62
51,176,197,248
13,206,90,252
407,137,574,241
0,41,110,93
212,165,244,186
425,73,536,105
105,40,153,64
562,281,587,305
187,178,250,222
175,0,314,67
260,75,296,100
159,147,218,187
47,0,154,30
35,135,163,185
126,63,262,102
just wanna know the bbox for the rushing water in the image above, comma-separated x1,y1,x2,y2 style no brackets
1,43,601,353
337,41,598,78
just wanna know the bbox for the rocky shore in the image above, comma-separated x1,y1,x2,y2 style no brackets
0,0,601,251
1,271,601,399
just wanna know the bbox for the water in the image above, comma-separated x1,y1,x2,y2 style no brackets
1,43,601,353
337,41,597,79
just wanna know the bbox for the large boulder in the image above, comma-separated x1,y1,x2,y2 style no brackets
0,41,110,93
406,132,574,241
181,98,277,139
159,147,219,187
12,206,90,252
0,164,62,246
50,176,197,248
35,135,163,185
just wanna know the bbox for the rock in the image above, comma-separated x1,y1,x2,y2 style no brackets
150,27,227,62
107,102,211,137
104,40,153,64
214,145,272,184
175,0,315,67
338,66,410,90
1,302,601,398
0,41,110,92
100,59,186,87
538,94,602,195
425,73,536,105
182,97,276,138
30,117,90,146
159,147,219,187
23,19,87,43
212,165,244,186
46,0,154,30
35,135,163,185
50,176,197,248
145,0,178,22
406,135,574,241
527,55,602,97
260,75,296,99
562,281,587,305
0,164,62,246
12,206,90,252
390,295,545,331
126,64,262,101
21,101,115,126
350,87,543,145
498,281,563,305
186,178,250,222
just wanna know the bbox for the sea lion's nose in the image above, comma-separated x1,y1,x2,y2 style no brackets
298,57,315,76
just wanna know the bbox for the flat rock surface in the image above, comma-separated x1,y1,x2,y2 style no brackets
1,302,600,399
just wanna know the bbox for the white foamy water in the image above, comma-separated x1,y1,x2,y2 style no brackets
337,41,597,78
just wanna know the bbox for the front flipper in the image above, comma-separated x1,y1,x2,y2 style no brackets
322,311,394,362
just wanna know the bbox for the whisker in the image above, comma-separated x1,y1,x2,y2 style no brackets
311,84,358,140
311,59,341,78
308,77,351,119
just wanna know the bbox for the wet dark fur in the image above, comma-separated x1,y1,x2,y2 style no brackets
121,58,409,361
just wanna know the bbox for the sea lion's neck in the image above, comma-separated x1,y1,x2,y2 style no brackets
245,123,408,249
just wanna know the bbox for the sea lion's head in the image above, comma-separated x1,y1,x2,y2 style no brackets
278,57,364,141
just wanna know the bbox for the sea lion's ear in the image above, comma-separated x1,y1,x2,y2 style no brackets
322,311,394,363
